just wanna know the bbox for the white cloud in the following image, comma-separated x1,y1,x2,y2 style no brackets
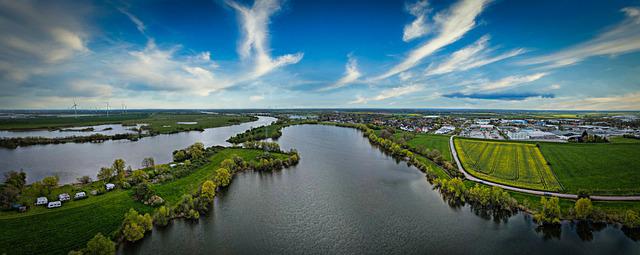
115,41,224,96
533,92,640,110
249,95,265,101
403,0,431,42
349,84,423,104
375,0,490,80
521,7,640,68
227,0,303,78
470,72,547,91
118,8,147,34
321,54,362,91
425,35,524,76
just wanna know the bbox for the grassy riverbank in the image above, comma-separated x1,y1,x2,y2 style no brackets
0,112,256,134
0,148,292,254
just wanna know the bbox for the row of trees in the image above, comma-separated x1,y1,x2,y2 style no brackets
432,178,519,213
0,133,144,149
242,141,281,152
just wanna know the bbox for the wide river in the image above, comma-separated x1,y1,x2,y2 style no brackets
121,125,639,254
0,116,276,184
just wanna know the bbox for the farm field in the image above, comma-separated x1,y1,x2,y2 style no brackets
454,138,563,192
0,148,289,254
539,142,640,195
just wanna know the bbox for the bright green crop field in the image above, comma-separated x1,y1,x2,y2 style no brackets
454,138,563,192
539,142,640,195
406,134,452,161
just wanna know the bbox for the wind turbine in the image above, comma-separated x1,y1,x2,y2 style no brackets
105,102,110,117
71,99,78,118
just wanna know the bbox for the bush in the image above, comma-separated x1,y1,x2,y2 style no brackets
121,209,152,242
213,168,232,188
153,206,171,227
86,232,115,255
534,196,561,225
574,198,593,220
146,195,165,207
623,210,640,228
132,183,155,202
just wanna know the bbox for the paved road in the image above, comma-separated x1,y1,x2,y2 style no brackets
449,135,640,201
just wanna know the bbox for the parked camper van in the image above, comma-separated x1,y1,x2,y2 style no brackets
47,201,62,209
74,192,87,200
35,197,48,206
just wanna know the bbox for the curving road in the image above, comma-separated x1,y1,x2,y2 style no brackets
449,135,640,201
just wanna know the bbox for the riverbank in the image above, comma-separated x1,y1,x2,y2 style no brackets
0,147,298,254
0,113,257,148
239,121,640,229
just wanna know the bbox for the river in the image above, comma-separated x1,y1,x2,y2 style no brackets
0,116,276,184
120,124,640,254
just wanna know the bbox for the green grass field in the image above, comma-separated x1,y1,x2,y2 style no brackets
455,138,563,192
0,112,256,135
406,133,452,161
539,142,640,195
0,148,289,254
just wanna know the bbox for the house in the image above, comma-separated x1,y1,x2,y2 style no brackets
74,192,87,199
36,197,48,205
105,183,115,191
58,193,70,202
47,201,62,209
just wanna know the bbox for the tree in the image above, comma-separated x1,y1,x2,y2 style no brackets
153,206,171,227
85,232,115,255
112,159,126,183
173,150,187,162
574,198,593,220
132,183,155,202
201,180,216,202
77,175,92,184
623,210,640,228
0,170,26,208
213,168,232,188
41,176,59,194
534,196,561,224
98,167,114,182
187,142,205,159
142,157,155,169
121,209,152,242
130,170,148,185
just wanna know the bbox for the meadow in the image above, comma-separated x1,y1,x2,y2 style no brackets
0,112,256,135
539,142,640,195
454,138,563,192
0,148,289,254
405,133,452,161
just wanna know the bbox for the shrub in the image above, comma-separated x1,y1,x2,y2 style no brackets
86,232,115,255
132,183,155,202
121,209,152,242
534,196,561,225
623,210,640,228
574,198,593,220
213,168,232,188
153,206,171,227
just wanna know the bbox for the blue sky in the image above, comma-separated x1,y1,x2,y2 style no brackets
1,0,639,110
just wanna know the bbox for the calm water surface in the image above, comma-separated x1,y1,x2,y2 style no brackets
0,124,148,138
0,117,275,183
121,125,640,254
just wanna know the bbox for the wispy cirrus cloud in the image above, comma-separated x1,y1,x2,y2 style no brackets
349,84,422,104
374,0,490,80
227,0,303,78
443,92,554,101
521,7,640,68
425,35,525,76
321,54,362,91
403,0,431,42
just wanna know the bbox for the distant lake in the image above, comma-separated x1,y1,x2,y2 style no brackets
0,124,148,138
0,117,276,184
121,125,640,254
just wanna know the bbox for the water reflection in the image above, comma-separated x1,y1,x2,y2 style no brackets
0,117,275,183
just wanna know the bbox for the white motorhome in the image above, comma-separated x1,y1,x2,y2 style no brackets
36,197,48,205
47,201,62,209
58,193,70,201
74,192,87,199
105,183,115,191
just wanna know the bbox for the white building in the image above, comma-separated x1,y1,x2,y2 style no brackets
508,131,529,140
435,125,456,134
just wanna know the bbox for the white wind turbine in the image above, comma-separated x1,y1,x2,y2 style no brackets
71,99,79,118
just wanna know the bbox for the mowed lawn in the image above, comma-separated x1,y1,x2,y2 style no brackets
455,138,563,192
540,142,640,195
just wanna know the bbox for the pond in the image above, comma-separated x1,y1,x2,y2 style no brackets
121,125,640,254
0,116,276,184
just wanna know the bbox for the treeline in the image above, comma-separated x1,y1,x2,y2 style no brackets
227,119,319,144
0,133,147,149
